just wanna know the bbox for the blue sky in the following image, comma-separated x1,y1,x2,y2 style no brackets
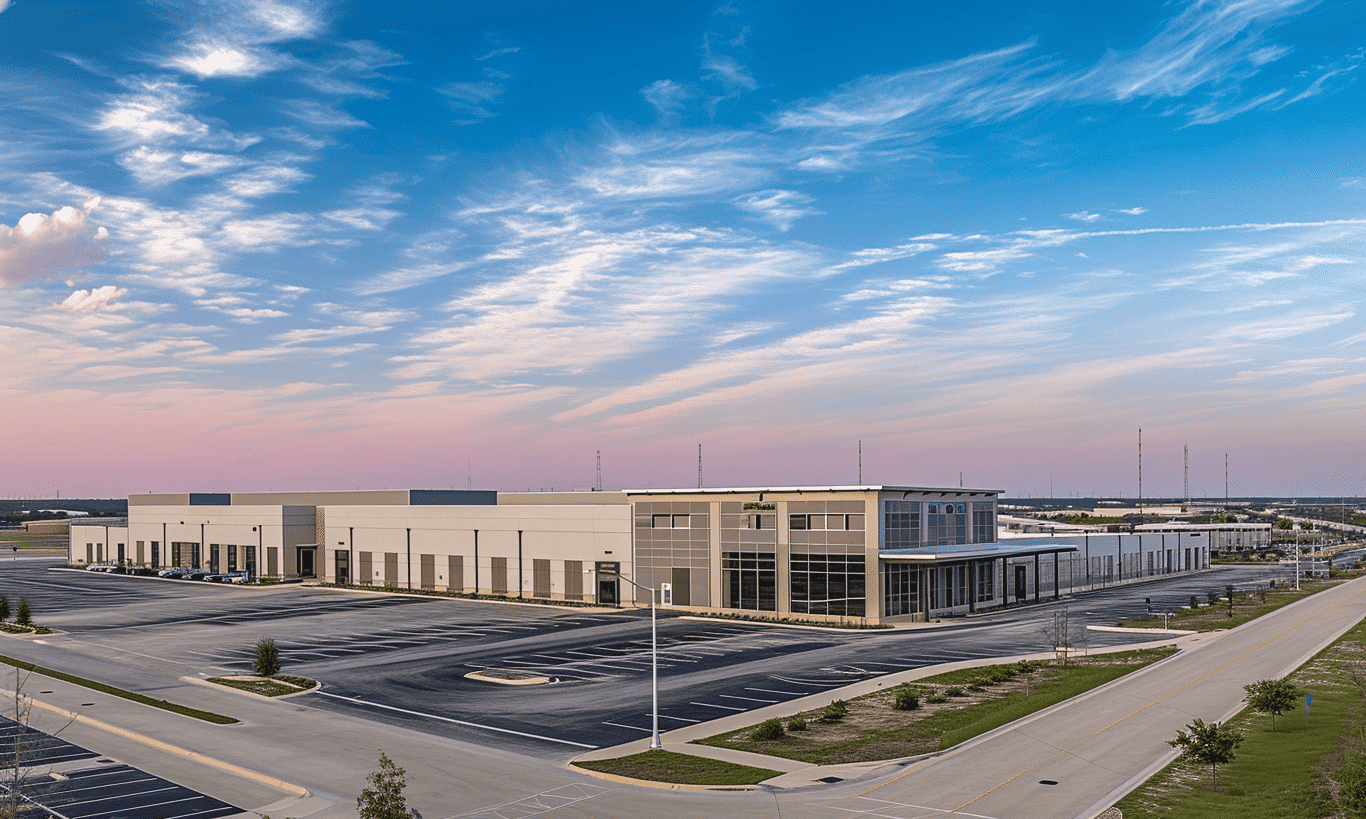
2,0,1365,498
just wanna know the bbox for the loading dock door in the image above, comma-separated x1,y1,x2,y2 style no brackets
671,567,691,606
1014,565,1027,602
420,554,435,590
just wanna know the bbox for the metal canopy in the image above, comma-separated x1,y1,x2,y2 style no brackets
878,542,1078,563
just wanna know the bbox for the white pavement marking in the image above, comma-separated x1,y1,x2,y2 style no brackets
719,694,778,703
656,713,700,723
746,687,806,696
690,701,746,711
451,783,612,819
601,721,651,732
315,691,597,749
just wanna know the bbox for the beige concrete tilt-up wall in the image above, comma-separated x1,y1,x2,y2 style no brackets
320,504,631,603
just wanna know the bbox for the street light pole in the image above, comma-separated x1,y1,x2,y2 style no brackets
617,574,661,750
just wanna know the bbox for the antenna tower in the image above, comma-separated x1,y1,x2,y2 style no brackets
858,440,862,484
1184,444,1189,504
1138,428,1142,518
595,450,602,492
697,444,703,489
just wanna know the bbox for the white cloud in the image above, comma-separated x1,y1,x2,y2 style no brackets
0,198,109,286
157,0,321,78
1116,207,1147,215
350,263,465,295
1066,210,1102,222
281,99,370,129
642,79,696,120
164,42,289,79
731,189,815,231
223,165,312,198
117,146,246,186
438,81,505,124
0,1,10,14
217,213,314,250
58,285,127,312
96,77,258,150
322,207,402,231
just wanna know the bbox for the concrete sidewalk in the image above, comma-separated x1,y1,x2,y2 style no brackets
572,634,1196,789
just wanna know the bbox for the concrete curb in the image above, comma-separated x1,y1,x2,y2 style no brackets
297,583,622,613
568,764,762,792
1,686,309,798
571,636,1194,787
179,675,321,701
1088,625,1196,635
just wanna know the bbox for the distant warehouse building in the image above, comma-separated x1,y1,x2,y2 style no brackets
71,485,1218,624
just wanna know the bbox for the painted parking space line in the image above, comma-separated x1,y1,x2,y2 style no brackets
657,713,700,723
601,721,651,732
746,687,807,696
690,701,746,711
315,691,597,749
718,694,778,703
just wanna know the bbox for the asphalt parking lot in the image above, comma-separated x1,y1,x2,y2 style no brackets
1,559,1295,755
0,716,240,819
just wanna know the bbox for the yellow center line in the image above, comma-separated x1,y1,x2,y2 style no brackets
855,582,1366,813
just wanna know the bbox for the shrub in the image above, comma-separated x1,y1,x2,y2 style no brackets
893,688,920,711
988,669,1013,684
254,637,281,677
15,599,31,627
820,699,848,723
786,716,807,732
751,718,784,741
926,694,949,704
968,683,986,692
944,686,966,698
0,596,9,622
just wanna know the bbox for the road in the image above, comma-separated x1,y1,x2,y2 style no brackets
0,558,1345,819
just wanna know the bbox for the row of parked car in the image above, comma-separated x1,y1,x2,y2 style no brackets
84,564,251,583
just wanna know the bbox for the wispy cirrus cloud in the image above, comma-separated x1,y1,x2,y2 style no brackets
156,0,323,79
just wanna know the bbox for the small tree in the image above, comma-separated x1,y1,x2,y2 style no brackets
357,752,411,819
15,599,31,627
1244,678,1299,729
0,596,10,622
254,637,281,677
1169,718,1243,787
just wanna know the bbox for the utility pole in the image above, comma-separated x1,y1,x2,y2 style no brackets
1138,428,1143,524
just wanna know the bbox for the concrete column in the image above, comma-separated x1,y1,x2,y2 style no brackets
1034,553,1040,604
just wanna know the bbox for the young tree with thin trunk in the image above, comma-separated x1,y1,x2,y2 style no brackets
357,752,413,819
1169,718,1243,787
1244,678,1299,729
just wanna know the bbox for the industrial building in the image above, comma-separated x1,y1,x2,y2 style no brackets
70,485,1218,624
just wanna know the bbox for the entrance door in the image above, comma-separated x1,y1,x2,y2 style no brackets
597,577,619,606
244,546,257,580
298,547,316,578
1014,565,1027,602
335,551,349,584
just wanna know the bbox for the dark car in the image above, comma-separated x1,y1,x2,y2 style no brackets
184,569,207,581
157,567,186,579
203,573,231,583
128,566,156,577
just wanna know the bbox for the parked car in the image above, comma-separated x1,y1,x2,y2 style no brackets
157,567,186,579
128,566,156,577
227,571,250,584
203,573,231,583
184,569,207,581
85,563,108,572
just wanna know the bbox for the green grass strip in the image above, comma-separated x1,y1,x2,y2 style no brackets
696,648,1176,765
573,749,780,785
1113,617,1366,818
0,653,238,724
